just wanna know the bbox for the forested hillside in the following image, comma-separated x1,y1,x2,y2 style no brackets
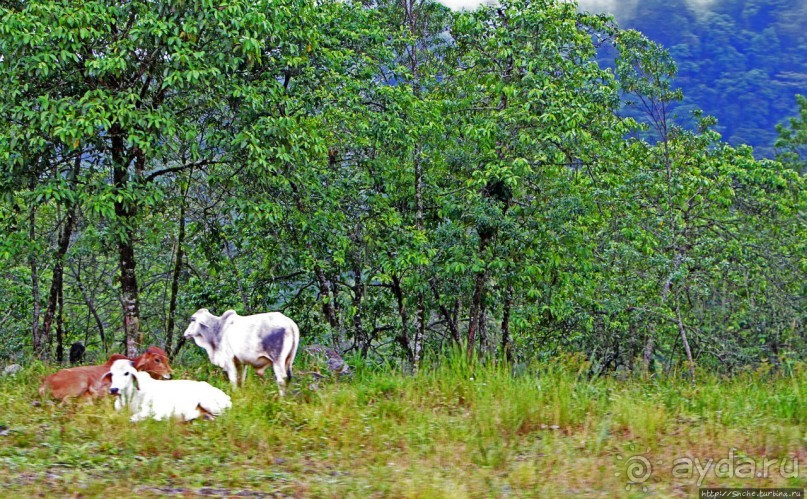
1,0,804,378
581,0,807,157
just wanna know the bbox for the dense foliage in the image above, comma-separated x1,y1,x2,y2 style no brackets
1,0,804,379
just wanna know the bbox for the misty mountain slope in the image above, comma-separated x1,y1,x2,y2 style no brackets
580,0,807,156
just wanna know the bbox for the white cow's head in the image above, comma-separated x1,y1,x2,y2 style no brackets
103,359,140,399
183,308,221,350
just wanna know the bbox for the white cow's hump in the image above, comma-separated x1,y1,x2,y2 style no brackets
225,311,296,332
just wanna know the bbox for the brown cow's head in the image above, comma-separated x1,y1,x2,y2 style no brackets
133,346,173,380
103,354,130,367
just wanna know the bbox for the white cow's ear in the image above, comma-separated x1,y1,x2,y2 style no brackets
102,371,112,382
129,360,135,367
132,373,140,391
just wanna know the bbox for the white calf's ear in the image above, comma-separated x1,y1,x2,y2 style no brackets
102,371,112,382
132,373,140,391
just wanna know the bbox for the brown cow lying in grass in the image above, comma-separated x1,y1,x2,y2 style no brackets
38,346,173,402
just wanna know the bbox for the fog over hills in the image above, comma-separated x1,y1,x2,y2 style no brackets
577,0,724,20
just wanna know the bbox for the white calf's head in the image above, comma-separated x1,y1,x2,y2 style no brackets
104,358,140,398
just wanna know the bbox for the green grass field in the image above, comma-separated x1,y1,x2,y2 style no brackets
1,353,804,497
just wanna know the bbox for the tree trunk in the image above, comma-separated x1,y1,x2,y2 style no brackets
315,263,340,346
165,203,186,356
478,301,488,356
627,316,636,372
413,294,425,371
118,238,140,358
675,295,696,384
413,152,425,371
501,283,513,363
643,334,654,372
401,0,426,371
165,173,191,357
391,274,414,362
430,278,461,344
41,229,73,358
72,265,107,354
222,236,251,314
353,265,367,356
112,127,141,358
330,271,343,336
56,283,64,362
467,272,486,356
41,160,79,357
467,235,491,356
662,246,695,383
29,201,45,360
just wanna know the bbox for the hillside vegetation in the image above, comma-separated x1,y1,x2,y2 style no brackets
587,0,807,157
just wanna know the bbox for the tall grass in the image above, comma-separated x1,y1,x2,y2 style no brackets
1,352,804,497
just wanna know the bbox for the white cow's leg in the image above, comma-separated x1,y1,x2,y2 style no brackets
226,361,239,388
131,410,148,422
272,361,288,397
239,362,248,387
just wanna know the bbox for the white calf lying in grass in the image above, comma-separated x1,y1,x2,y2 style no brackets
104,359,231,422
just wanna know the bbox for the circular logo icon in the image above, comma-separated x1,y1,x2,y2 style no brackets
625,455,652,484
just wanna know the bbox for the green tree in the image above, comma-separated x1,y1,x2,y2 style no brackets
775,94,807,174
437,0,630,358
1,0,313,356
601,31,805,379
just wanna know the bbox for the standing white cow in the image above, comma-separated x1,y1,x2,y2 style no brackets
104,359,231,422
182,309,300,396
